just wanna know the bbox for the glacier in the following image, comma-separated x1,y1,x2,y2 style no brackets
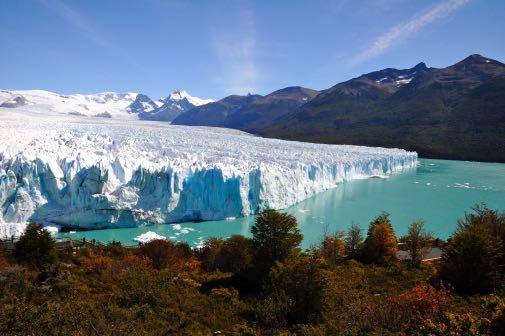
0,108,417,237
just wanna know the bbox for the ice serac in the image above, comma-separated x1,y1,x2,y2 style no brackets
0,110,417,237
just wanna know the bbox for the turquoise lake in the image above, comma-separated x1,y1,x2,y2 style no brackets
57,159,505,247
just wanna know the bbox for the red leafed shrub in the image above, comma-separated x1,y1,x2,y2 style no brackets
401,283,452,316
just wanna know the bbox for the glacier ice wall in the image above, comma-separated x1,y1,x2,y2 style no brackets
0,110,417,237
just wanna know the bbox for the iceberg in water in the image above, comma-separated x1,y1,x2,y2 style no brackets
134,231,167,244
0,109,417,237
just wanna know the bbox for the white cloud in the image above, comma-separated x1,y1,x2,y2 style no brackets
211,7,260,95
350,0,470,66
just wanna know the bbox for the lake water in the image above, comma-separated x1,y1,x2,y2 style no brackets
57,159,505,248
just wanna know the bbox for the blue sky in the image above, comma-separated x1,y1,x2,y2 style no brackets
1,0,504,100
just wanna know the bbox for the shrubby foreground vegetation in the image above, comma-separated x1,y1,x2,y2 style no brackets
1,205,504,335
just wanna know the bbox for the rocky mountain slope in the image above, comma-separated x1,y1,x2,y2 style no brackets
172,87,319,131
260,54,505,162
169,54,504,163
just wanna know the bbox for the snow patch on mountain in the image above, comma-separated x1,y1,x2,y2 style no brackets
0,109,417,237
374,72,416,87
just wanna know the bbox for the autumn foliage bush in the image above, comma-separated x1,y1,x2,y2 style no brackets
401,284,452,317
82,250,113,273
1,208,505,335
197,235,253,273
360,212,398,264
0,248,8,270
140,239,196,271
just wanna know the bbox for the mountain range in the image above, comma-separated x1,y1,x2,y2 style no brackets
1,54,504,162
172,54,505,163
173,86,320,131
139,90,214,122
0,89,213,121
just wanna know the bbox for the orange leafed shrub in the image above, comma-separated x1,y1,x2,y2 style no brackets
83,250,153,273
110,252,152,273
182,257,201,272
82,250,113,273
401,283,452,316
0,252,8,270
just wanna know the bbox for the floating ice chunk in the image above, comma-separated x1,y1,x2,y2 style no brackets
134,231,166,243
172,224,182,230
195,237,206,249
454,183,474,189
369,174,388,179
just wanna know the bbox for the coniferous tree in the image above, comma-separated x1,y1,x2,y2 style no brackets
250,210,302,278
14,223,57,268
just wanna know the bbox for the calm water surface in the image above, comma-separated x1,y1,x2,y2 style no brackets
57,159,505,247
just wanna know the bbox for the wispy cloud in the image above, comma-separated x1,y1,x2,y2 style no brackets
40,0,112,49
350,0,470,66
211,7,260,95
40,0,150,75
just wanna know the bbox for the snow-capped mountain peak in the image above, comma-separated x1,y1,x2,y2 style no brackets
138,90,215,122
167,90,214,106
126,93,157,114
